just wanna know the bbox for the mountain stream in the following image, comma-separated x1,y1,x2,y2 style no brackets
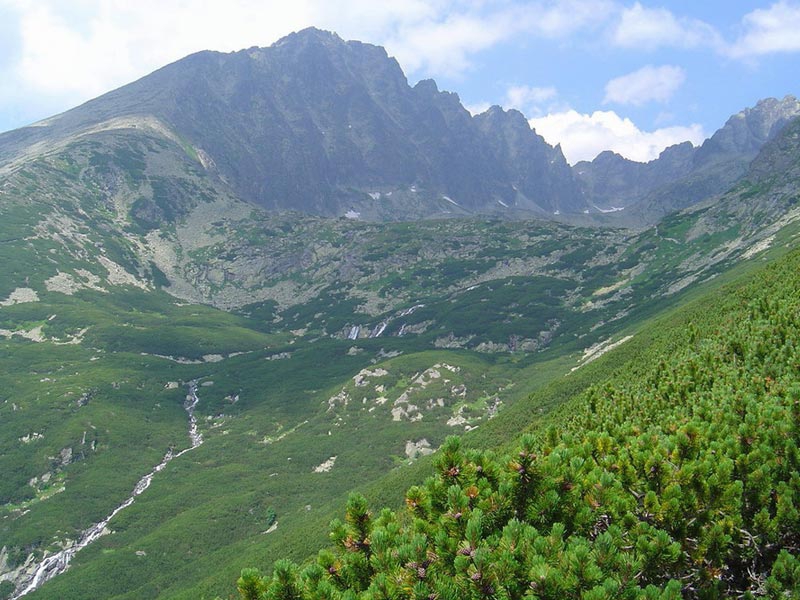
11,382,204,599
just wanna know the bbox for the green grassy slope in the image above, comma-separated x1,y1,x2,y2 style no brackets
19,218,797,600
237,240,800,600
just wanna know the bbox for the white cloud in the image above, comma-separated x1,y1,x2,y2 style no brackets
0,0,624,132
382,0,615,78
530,109,705,164
505,85,557,112
612,1,800,60
525,0,617,38
383,9,523,77
464,83,562,123
463,101,491,116
3,0,617,99
9,0,316,99
727,1,800,58
612,2,722,51
603,65,685,106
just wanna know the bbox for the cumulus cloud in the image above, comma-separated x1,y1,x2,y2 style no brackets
612,2,800,60
382,0,615,77
525,0,617,38
505,85,558,113
383,9,524,77
530,109,705,164
2,0,617,105
612,2,722,51
0,0,629,132
10,1,316,99
727,1,800,58
603,65,686,106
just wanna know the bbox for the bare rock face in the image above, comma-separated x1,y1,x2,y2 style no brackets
695,96,800,163
405,439,434,460
59,447,73,467
0,546,39,595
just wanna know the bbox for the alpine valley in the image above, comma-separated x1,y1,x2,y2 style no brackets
1,28,800,600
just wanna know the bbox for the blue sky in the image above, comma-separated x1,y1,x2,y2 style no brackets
0,1,798,163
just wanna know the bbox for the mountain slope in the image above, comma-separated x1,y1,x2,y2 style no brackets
243,244,800,599
0,28,586,220
1,30,795,225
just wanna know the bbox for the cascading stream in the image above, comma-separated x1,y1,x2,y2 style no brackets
10,382,204,599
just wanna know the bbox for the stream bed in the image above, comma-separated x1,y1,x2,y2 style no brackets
10,382,204,599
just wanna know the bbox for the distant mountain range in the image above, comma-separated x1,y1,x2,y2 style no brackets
575,95,800,225
1,27,797,225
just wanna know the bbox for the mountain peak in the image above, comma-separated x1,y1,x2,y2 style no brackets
273,27,344,47
696,95,800,164
6,30,790,225
413,78,439,94
10,26,581,219
751,94,799,112
727,95,800,130
478,105,529,128
593,150,628,163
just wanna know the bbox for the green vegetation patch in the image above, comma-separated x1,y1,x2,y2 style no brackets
239,248,800,599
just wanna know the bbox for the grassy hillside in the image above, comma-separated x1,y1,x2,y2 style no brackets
235,242,800,600
2,114,800,599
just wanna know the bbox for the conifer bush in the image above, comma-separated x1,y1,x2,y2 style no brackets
237,251,800,599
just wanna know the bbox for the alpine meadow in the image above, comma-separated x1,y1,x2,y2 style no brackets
0,20,799,600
